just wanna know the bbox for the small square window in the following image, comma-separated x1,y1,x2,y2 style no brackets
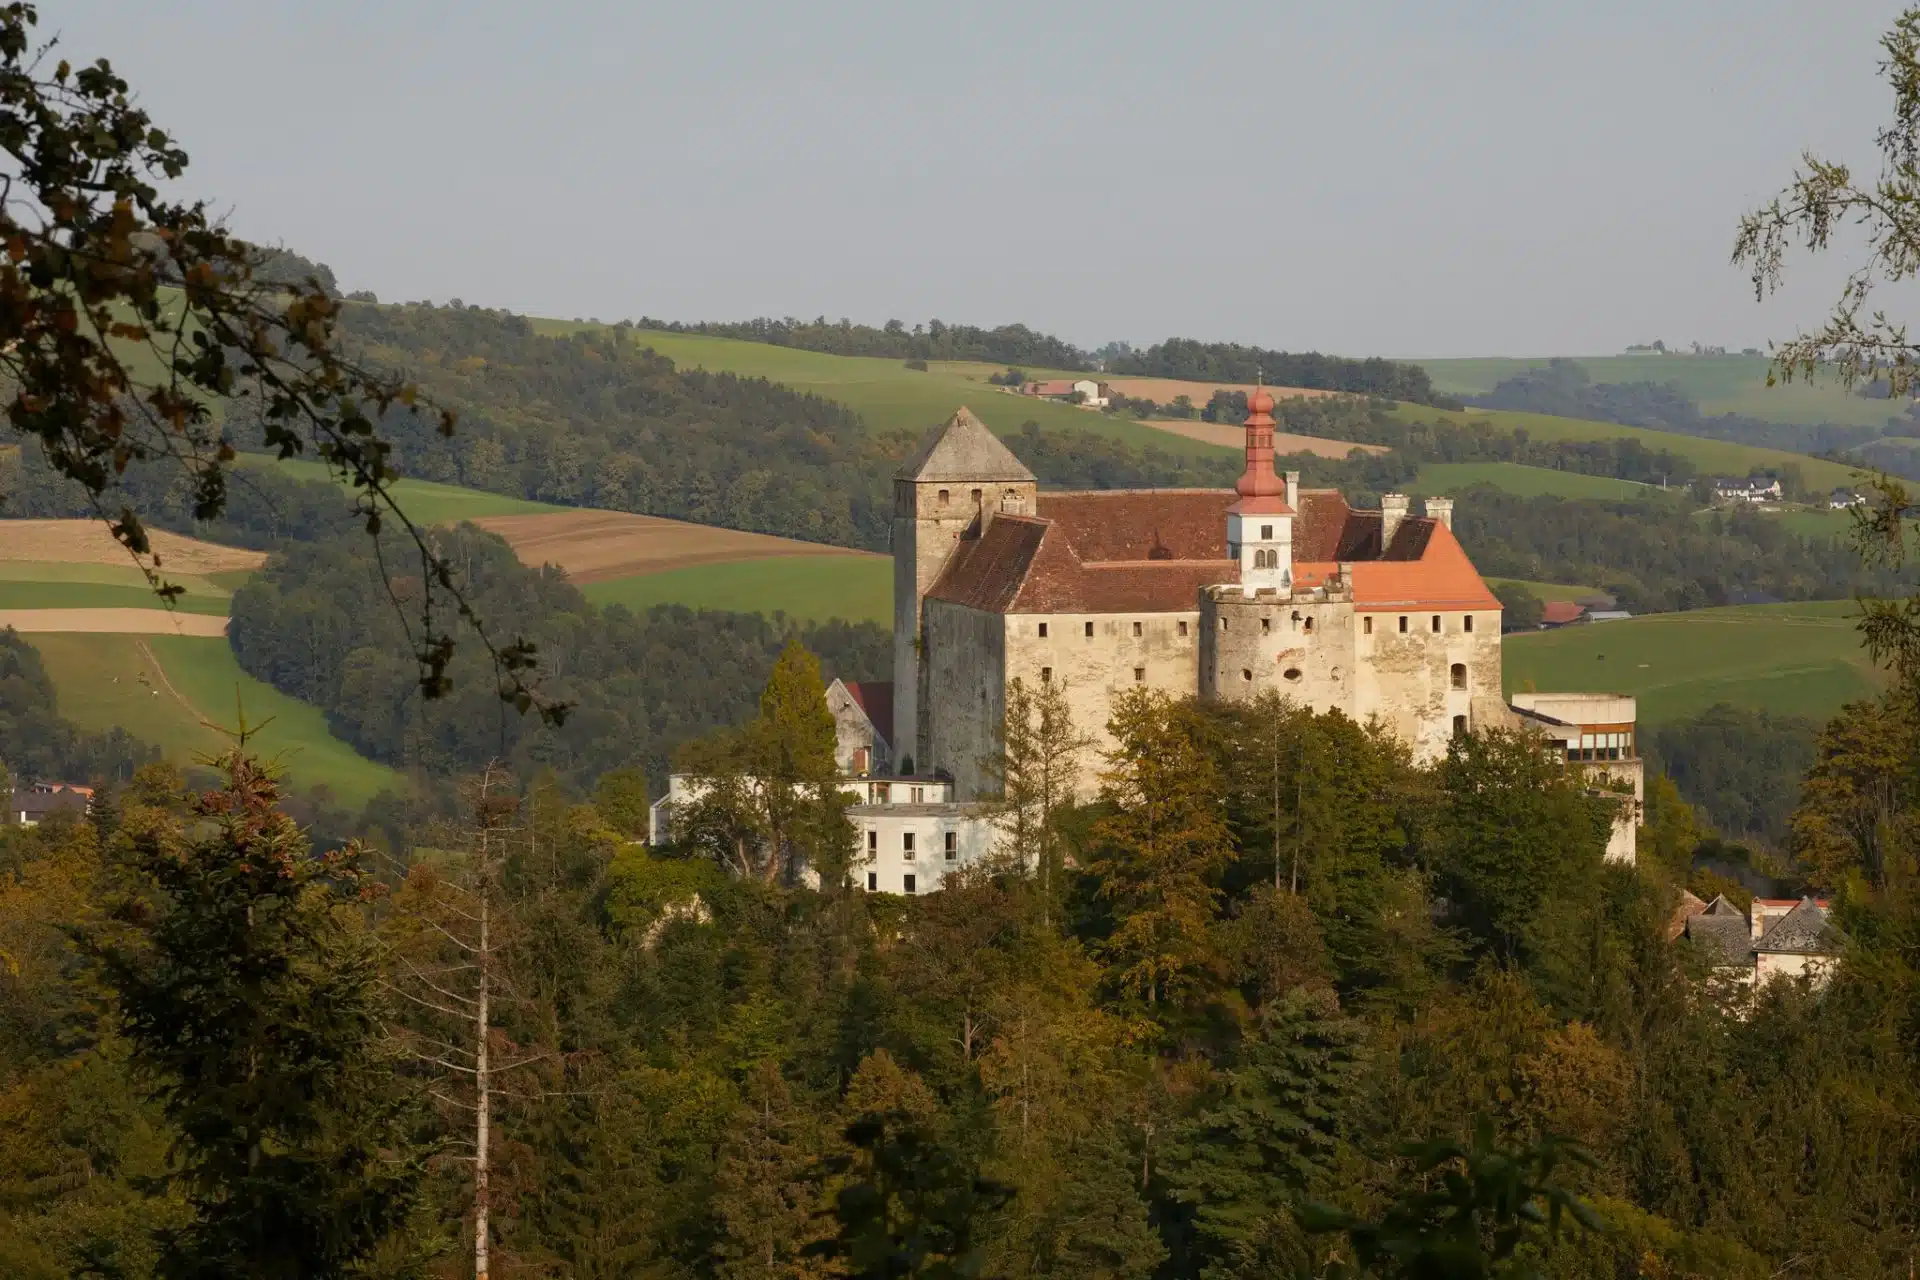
1364,616,1373,635
1178,620,1189,637
904,874,917,895
971,488,982,502
1040,666,1052,683
1261,524,1273,539
944,831,957,860
867,872,877,892
1431,615,1441,633
1084,620,1094,638
867,830,878,852
1398,616,1408,633
938,488,950,504
911,786,924,803
1038,622,1048,638
1465,615,1474,633
1133,667,1145,683
1132,620,1142,637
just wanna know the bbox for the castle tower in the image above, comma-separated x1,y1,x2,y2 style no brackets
891,407,1036,771
1225,385,1295,595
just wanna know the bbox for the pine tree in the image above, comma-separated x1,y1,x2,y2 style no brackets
711,1064,826,1280
87,752,430,1279
1092,690,1234,1005
1163,986,1365,1280
985,676,1094,921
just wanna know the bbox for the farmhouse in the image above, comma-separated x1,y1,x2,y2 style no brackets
885,397,1641,863
1681,894,1846,994
7,782,92,826
1023,378,1111,407
1711,476,1783,504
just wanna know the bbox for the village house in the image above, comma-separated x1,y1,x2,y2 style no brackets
1680,893,1846,994
6,782,92,826
1022,378,1111,407
1711,476,1784,504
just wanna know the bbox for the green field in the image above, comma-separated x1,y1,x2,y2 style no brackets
0,581,230,615
582,555,891,625
1412,462,1653,501
1389,403,1863,493
1502,600,1882,725
1486,578,1605,603
28,632,400,805
238,455,564,525
533,324,1232,459
1417,354,1902,429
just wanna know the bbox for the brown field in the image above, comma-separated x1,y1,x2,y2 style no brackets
0,519,266,574
1105,378,1344,406
471,510,880,584
0,608,228,635
1140,420,1390,458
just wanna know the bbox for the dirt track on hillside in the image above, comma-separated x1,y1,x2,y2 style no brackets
0,519,266,573
0,608,229,635
1141,420,1390,458
470,510,880,583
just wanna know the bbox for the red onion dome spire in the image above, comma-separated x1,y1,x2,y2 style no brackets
1235,380,1286,502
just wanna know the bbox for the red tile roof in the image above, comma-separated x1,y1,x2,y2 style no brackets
842,682,894,743
925,488,1499,616
1542,600,1586,625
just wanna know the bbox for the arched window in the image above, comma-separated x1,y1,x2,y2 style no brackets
1451,663,1467,690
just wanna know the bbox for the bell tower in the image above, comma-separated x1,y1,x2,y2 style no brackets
891,407,1037,770
1225,385,1296,595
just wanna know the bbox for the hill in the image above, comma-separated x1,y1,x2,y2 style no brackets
1501,600,1882,725
1418,353,1898,430
1410,462,1652,501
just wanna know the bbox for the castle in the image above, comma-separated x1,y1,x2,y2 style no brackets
666,394,1642,891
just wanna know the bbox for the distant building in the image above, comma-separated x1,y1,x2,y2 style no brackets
1507,693,1642,863
1023,378,1111,408
7,783,92,826
1540,601,1587,628
1831,488,1866,509
1682,893,1846,994
1711,476,1783,504
1586,610,1633,623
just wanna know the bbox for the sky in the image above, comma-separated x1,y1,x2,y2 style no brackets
45,0,1920,357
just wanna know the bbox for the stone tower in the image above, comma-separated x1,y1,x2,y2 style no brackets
891,407,1036,772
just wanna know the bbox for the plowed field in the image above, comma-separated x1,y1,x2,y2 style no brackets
0,608,229,635
470,510,879,584
0,519,265,574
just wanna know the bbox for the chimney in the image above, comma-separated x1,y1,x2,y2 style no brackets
1381,493,1409,547
1424,496,1453,531
1285,469,1300,510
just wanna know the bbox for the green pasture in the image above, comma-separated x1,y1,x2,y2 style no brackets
1417,354,1902,429
1501,600,1881,726
1389,403,1862,493
582,555,892,626
239,454,563,525
535,323,1232,459
1412,462,1652,501
0,560,236,615
27,632,400,805
1486,578,1605,603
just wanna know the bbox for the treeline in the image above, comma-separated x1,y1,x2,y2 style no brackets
634,314,1094,370
1469,357,1892,461
9,655,1920,1275
1109,338,1455,406
227,524,890,789
0,630,156,786
1646,703,1820,848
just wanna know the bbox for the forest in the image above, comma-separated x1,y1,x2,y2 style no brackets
1108,340,1453,407
5,630,1920,1279
633,315,1095,370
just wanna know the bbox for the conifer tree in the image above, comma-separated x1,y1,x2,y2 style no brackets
1164,986,1365,1279
88,752,430,1278
712,1064,827,1280
1093,690,1234,1005
986,675,1093,920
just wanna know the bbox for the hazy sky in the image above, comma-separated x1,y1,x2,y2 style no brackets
46,1,1917,356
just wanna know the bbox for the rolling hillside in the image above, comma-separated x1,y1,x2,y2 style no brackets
1417,353,1900,430
1502,600,1882,726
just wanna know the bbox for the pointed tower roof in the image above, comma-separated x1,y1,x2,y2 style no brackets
898,407,1037,483
1228,384,1292,516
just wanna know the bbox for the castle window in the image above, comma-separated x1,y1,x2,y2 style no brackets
1304,617,1314,634
1261,524,1273,539
1084,620,1094,638
911,786,925,803
903,832,915,860
904,874,916,895
1220,618,1228,632
1132,620,1142,637
1040,666,1052,683
1465,615,1474,633
971,488,982,503
868,829,878,853
1431,615,1442,633
1453,714,1468,738
1261,617,1271,634
1242,668,1253,682
853,747,870,775
1398,616,1408,633
938,488,950,505
1364,617,1373,635
867,872,878,892
1179,620,1189,637
1133,667,1145,683
945,831,957,860
1038,622,1048,638
1451,663,1467,690
1283,667,1302,682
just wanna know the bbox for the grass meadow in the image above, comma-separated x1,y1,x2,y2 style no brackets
1412,462,1653,501
1501,600,1881,726
239,455,564,525
582,555,892,626
28,632,400,805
